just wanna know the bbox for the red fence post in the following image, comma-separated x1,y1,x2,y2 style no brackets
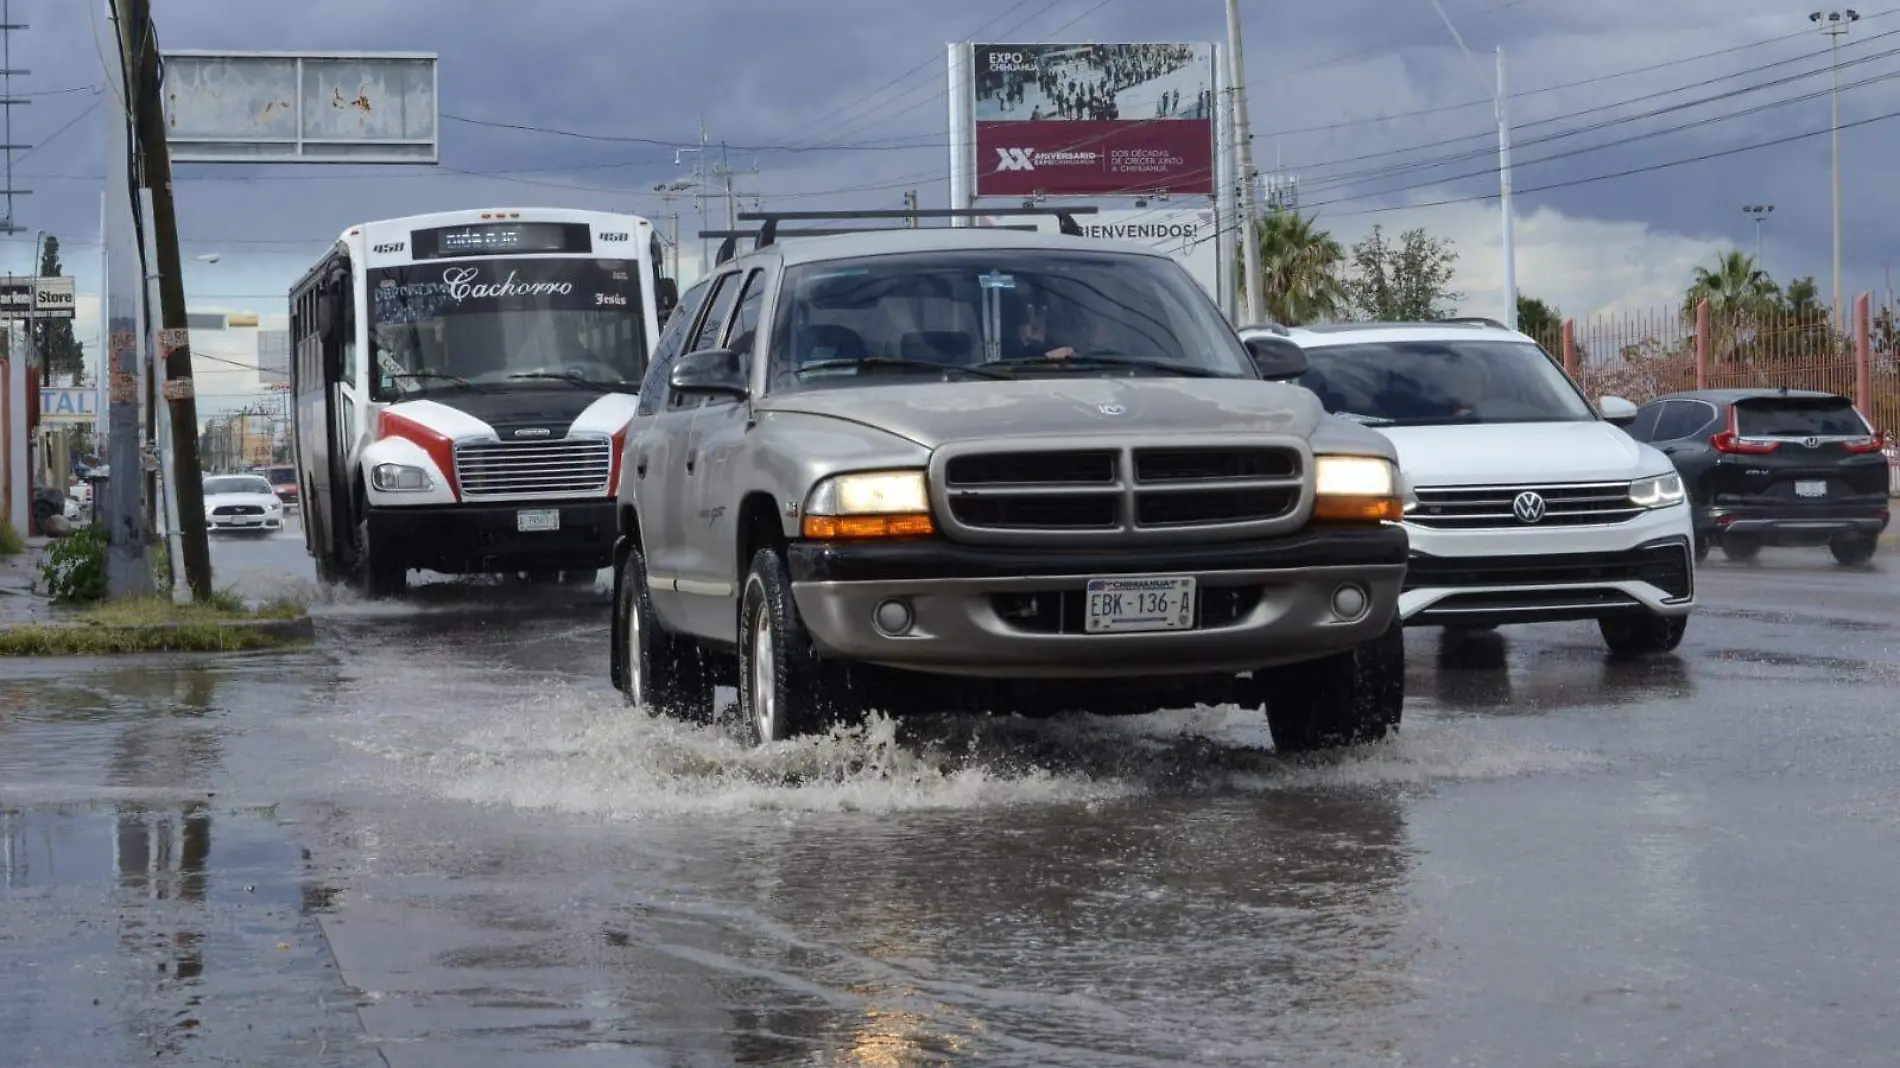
1561,318,1577,377
1855,292,1872,414
1695,299,1710,389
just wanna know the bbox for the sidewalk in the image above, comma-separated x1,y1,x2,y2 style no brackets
0,536,55,624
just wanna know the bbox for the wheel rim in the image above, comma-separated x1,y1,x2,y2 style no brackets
624,590,645,707
750,604,776,744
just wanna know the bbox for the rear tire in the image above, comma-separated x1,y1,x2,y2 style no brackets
1719,535,1761,562
1598,612,1687,656
1255,616,1404,755
734,548,840,746
614,544,715,720
1830,535,1878,567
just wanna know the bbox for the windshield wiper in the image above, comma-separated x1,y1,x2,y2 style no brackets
797,357,1011,380
996,355,1228,379
505,371,629,392
390,370,488,393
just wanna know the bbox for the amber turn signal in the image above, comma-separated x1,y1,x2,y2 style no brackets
801,513,936,539
1312,495,1405,522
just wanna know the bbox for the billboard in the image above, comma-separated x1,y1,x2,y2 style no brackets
976,207,1220,300
0,276,76,320
159,51,439,164
41,388,101,423
971,43,1216,198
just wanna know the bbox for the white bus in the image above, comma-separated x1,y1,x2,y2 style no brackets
288,207,678,596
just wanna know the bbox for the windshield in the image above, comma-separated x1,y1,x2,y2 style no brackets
367,257,647,400
1298,338,1597,427
766,249,1253,391
1734,397,1870,437
204,476,272,496
266,465,295,483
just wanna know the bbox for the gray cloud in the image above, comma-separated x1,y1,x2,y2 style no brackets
7,0,1899,319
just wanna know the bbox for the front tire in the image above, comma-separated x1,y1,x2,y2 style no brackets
1255,616,1404,755
614,544,715,720
734,548,838,746
1598,612,1687,656
353,516,407,598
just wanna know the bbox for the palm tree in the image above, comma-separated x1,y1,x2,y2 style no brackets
1250,210,1349,325
1683,250,1776,323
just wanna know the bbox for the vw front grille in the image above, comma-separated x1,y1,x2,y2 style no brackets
933,440,1307,544
1408,481,1641,529
454,437,613,498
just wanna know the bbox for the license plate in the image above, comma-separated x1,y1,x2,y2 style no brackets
1795,480,1827,498
1085,576,1196,633
516,508,560,532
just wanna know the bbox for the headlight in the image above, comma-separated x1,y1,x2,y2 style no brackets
1312,455,1404,522
1629,472,1685,508
802,470,934,539
371,463,432,492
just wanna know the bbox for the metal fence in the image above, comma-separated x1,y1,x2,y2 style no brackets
1524,293,1900,495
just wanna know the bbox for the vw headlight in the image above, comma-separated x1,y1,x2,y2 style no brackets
371,463,432,492
802,470,934,538
1313,455,1404,522
1629,472,1685,508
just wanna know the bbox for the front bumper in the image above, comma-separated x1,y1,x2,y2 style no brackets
208,513,283,532
1707,502,1890,545
366,499,616,574
786,523,1408,679
1398,503,1695,626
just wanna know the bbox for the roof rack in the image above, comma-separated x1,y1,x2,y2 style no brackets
698,206,1098,265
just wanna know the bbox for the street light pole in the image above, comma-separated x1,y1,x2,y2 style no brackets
1428,0,1517,329
1224,0,1265,324
1743,204,1774,266
1811,9,1857,328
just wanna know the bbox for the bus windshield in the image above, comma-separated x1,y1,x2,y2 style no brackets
366,257,647,400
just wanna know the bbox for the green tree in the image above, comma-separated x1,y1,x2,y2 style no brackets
1682,250,1776,323
1516,294,1562,348
33,236,87,385
1251,210,1349,325
1344,225,1462,321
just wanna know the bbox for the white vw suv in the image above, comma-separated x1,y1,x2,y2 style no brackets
1241,319,1696,655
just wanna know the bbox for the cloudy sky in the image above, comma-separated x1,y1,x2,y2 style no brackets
7,0,1898,405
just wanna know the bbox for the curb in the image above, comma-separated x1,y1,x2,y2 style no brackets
0,614,316,655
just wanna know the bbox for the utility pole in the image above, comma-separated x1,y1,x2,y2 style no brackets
126,0,212,600
1743,204,1774,266
1496,46,1517,330
103,0,151,597
0,0,29,238
904,189,919,227
1224,0,1264,324
1811,9,1857,330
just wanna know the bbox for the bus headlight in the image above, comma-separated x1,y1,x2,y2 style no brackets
801,470,934,538
1313,455,1404,522
371,463,433,492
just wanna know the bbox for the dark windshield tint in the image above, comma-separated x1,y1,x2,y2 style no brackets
1298,338,1596,426
368,257,647,400
1734,397,1870,437
204,476,272,496
766,249,1252,390
266,466,295,482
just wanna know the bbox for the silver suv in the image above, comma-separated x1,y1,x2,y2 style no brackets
609,209,1413,753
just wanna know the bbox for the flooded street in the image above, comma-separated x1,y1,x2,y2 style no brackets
6,519,1900,1066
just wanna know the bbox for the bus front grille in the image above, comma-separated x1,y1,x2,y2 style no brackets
454,437,613,498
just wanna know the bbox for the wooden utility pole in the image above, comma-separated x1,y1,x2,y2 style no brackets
125,0,212,600
904,190,919,227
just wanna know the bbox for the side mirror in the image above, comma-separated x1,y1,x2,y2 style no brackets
1598,395,1638,426
1244,334,1308,381
655,277,679,322
669,348,747,399
319,290,346,383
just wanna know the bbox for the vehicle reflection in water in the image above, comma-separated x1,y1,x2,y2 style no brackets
702,789,1416,1064
1419,626,1693,714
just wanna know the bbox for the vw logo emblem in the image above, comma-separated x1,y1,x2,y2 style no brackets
1097,404,1125,416
1511,490,1547,523
1803,436,1820,448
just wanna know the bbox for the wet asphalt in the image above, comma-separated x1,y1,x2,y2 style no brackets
3,516,1899,1066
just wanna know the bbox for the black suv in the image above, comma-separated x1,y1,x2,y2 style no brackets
1621,387,1890,564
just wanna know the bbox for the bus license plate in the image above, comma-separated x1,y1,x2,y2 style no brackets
1085,576,1196,633
1795,480,1827,498
517,509,560,532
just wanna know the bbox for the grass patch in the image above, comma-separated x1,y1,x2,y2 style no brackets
0,519,23,558
0,593,313,656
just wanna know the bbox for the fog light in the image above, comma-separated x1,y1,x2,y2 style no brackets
1331,584,1369,620
874,598,913,636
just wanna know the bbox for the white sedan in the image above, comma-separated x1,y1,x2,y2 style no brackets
202,473,285,535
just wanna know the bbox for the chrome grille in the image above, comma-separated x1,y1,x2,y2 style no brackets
211,505,265,516
454,436,613,498
933,439,1307,544
1408,481,1641,529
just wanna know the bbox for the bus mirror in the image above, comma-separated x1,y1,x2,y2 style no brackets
656,278,679,320
315,296,334,335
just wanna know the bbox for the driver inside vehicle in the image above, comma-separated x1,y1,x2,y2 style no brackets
1011,298,1117,361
